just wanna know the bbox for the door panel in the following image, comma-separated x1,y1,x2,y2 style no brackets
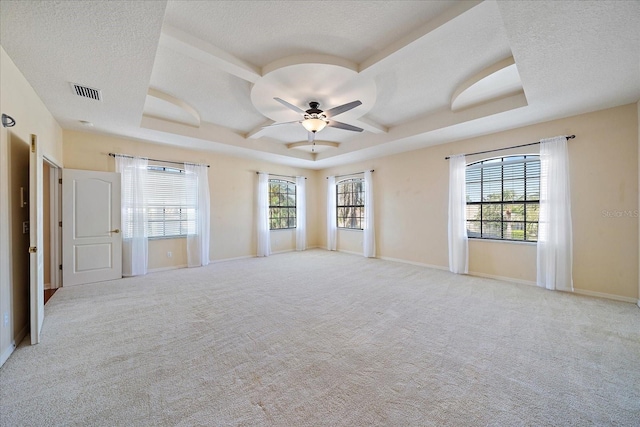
63,169,121,286
29,135,44,344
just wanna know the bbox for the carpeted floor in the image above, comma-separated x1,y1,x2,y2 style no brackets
1,250,639,426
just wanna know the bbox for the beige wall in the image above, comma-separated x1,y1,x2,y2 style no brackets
1,46,64,365
319,104,639,301
63,130,320,268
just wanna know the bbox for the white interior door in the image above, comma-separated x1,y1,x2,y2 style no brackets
62,169,121,286
29,135,44,344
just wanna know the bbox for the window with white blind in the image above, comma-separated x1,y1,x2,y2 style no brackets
465,155,540,242
122,166,196,239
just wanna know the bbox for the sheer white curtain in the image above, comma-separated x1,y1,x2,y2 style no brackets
185,163,210,267
115,156,148,277
537,136,573,291
448,154,468,274
327,176,337,251
363,171,376,257
296,176,306,251
257,173,270,257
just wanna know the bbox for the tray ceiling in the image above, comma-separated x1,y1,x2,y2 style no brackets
1,0,638,169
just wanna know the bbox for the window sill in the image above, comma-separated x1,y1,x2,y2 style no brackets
337,228,363,232
148,236,187,241
468,238,536,246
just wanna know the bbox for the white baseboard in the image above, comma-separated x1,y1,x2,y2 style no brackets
0,342,14,367
270,249,296,255
15,323,28,347
44,282,51,290
0,323,29,367
378,255,448,271
148,264,187,274
209,255,254,264
271,246,322,256
379,255,638,305
572,289,638,304
337,249,363,256
468,271,537,287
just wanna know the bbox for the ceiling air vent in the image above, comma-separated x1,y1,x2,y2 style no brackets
70,83,102,101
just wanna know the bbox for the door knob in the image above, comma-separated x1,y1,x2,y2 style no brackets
110,229,120,234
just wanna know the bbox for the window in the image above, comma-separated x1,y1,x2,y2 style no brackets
336,178,364,229
465,155,540,241
122,166,196,239
269,179,296,229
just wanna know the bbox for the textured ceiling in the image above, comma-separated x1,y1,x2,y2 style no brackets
1,0,638,169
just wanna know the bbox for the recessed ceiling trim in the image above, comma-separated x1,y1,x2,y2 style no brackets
358,0,483,76
160,25,261,83
287,140,339,150
146,88,200,127
451,56,525,112
262,54,357,76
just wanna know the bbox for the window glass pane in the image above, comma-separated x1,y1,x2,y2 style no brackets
526,178,540,200
526,204,539,222
504,222,525,240
482,180,502,201
466,205,481,222
503,179,524,201
483,221,502,239
503,203,524,221
481,204,501,222
467,182,481,203
526,223,539,241
466,220,481,238
336,178,365,229
268,179,296,229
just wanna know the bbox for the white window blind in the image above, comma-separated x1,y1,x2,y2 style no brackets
122,166,196,238
465,155,540,241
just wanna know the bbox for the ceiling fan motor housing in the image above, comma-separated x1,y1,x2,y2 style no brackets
305,102,323,115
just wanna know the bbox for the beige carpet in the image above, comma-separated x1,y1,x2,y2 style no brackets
1,250,639,426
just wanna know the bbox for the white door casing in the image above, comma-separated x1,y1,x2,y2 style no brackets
29,135,44,345
62,169,121,286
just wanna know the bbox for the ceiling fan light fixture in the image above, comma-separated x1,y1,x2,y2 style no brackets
302,117,327,133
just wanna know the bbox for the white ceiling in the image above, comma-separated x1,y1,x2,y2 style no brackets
1,0,639,169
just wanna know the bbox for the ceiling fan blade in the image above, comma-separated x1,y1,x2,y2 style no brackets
274,97,305,114
323,100,362,118
262,120,301,128
307,131,315,143
327,120,364,132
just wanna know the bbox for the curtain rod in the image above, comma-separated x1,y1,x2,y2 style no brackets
256,172,306,180
444,135,575,160
108,153,210,168
326,170,375,179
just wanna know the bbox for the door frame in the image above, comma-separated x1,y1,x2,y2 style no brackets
46,159,62,289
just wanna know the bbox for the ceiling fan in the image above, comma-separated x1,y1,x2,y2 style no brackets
265,97,364,151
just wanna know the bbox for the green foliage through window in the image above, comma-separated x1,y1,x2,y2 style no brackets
465,155,540,241
337,178,364,229
269,179,296,229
